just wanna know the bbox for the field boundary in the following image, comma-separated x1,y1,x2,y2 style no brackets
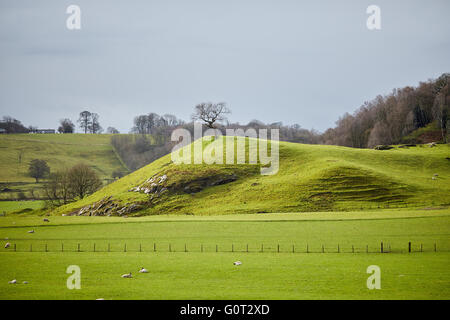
2,241,448,254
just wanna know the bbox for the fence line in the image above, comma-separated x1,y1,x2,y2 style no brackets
2,241,449,254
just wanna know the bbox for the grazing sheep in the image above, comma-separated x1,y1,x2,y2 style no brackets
28,230,35,233
139,267,148,273
121,272,132,278
23,281,28,284
43,218,49,222
96,298,105,300
4,242,10,249
432,176,437,180
433,173,438,177
8,279,17,284
233,261,242,266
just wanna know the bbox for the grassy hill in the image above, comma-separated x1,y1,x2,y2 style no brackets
0,134,129,201
53,137,450,216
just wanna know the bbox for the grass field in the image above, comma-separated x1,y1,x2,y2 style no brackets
1,208,449,299
0,200,45,214
0,134,129,200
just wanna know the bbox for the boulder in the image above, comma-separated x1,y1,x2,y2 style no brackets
374,145,393,150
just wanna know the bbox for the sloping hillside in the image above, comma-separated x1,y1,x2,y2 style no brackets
0,134,129,200
53,137,450,216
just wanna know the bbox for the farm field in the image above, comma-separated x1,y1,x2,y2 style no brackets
0,134,129,200
0,200,45,214
1,208,449,299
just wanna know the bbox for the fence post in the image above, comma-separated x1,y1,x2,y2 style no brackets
247,244,249,253
293,244,295,253
278,244,280,253
322,245,324,253
94,243,96,252
14,243,16,252
108,243,110,252
232,244,234,252
337,244,340,253
261,244,263,253
124,243,127,252
45,244,48,252
61,243,64,252
201,244,203,253
434,243,437,252
381,241,383,253
169,244,171,252
77,243,80,252
216,244,218,253
139,244,142,252
408,242,411,253
154,243,156,252
352,245,354,253
366,245,368,253
185,244,187,252
420,244,423,252
306,244,308,253
30,244,32,252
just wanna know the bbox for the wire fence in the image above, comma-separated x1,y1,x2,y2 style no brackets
2,241,448,254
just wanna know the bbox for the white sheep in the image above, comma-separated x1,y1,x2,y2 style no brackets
8,279,17,284
4,242,10,249
139,267,148,273
233,261,242,266
121,272,132,278
28,230,35,233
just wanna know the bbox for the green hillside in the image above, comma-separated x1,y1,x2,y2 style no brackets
0,134,129,200
53,137,450,216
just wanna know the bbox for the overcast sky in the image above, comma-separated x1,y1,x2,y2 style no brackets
1,0,449,133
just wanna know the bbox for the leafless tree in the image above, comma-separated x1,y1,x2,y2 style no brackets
67,163,102,199
44,170,72,206
191,102,230,128
78,111,92,134
90,113,103,134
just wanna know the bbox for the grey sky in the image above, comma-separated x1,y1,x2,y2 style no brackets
1,0,449,133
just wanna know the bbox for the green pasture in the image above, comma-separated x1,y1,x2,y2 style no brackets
0,134,128,200
0,208,449,299
0,200,45,214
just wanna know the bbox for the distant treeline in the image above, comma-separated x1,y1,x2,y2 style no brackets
322,73,449,148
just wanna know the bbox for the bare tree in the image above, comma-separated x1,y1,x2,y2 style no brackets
67,164,102,199
44,170,72,206
90,113,103,134
78,111,92,134
191,102,230,128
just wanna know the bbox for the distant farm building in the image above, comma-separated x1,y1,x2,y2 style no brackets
30,129,56,134
0,128,6,134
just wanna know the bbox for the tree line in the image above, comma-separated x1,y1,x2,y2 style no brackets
322,73,449,147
